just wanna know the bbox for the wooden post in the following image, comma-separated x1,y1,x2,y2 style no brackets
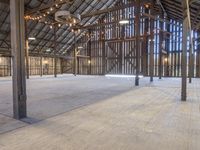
73,32,77,76
40,56,43,77
60,58,63,74
10,0,27,119
142,7,149,76
101,22,106,75
166,18,170,77
181,0,189,101
25,21,29,79
54,26,57,78
189,35,194,83
88,31,92,75
135,0,141,86
150,19,154,82
159,16,164,79
197,31,200,77
25,40,29,79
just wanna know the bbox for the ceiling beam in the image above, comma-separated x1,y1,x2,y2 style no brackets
0,0,9,4
81,0,152,19
25,0,72,15
0,47,68,58
25,1,54,15
190,0,200,4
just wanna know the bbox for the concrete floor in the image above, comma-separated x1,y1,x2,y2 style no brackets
0,75,200,150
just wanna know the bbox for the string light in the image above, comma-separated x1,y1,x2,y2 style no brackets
24,1,77,30
144,4,149,8
73,19,76,24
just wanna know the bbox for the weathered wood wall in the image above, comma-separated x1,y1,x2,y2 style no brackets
0,56,63,77
0,57,11,77
69,0,200,78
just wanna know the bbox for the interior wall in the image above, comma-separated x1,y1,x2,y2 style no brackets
0,57,11,77
0,56,62,77
70,0,200,78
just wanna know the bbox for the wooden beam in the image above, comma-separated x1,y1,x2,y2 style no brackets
190,0,199,4
81,0,151,19
25,0,80,15
0,0,9,4
10,0,27,119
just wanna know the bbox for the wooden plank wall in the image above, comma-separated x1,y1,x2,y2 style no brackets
71,0,200,78
1,1,200,78
0,56,62,77
0,57,11,77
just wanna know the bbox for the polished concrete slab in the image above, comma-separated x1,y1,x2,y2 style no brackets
0,75,200,150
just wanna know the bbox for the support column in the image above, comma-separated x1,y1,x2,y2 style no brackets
74,49,77,76
159,16,164,79
10,0,27,119
181,0,189,101
73,32,77,76
189,38,194,83
135,0,141,86
77,57,79,74
60,58,63,74
142,7,149,76
54,26,57,78
40,56,43,77
25,21,29,79
87,31,92,75
150,18,154,82
166,18,170,77
101,24,106,75
197,31,200,77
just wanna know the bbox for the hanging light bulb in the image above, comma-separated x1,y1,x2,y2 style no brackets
73,19,76,24
50,25,53,29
